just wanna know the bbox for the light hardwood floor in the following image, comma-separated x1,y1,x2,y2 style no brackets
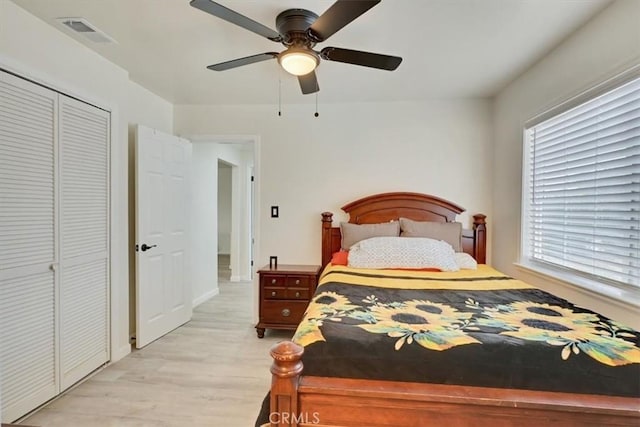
21,277,292,427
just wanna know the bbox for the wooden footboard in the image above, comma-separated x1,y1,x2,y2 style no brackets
269,341,640,427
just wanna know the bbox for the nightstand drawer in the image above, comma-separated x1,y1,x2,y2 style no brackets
286,275,310,288
286,288,309,300
261,300,308,325
262,275,285,287
264,287,286,299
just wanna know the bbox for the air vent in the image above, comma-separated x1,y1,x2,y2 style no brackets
56,17,116,43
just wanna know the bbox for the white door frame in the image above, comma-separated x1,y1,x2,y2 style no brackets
224,154,243,282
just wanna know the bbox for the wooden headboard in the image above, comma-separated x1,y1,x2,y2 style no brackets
321,192,486,270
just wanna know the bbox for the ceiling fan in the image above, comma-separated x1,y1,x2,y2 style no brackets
190,0,402,95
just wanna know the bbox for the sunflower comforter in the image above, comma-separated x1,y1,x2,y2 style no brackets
292,264,640,397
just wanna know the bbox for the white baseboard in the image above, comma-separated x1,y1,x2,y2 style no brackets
193,288,220,307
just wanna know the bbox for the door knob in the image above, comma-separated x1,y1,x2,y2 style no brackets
141,243,157,252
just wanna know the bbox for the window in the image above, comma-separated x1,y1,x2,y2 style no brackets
522,75,640,290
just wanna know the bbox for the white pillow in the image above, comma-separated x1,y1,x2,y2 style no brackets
347,236,459,271
455,252,478,270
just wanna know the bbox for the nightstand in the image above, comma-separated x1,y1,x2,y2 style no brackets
256,264,321,338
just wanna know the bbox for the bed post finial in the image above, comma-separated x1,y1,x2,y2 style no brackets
321,211,333,225
321,212,334,269
473,214,486,225
473,214,487,264
270,341,304,427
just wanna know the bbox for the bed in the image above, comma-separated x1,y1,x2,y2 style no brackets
261,192,640,427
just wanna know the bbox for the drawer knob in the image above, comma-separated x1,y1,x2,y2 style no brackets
271,279,276,284
295,291,300,298
295,279,300,285
281,308,291,317
271,291,277,297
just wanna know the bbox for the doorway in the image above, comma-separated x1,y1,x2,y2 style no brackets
189,137,257,308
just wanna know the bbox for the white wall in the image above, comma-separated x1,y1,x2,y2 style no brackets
492,0,640,328
191,142,253,306
191,143,219,305
176,100,493,270
0,0,174,361
218,164,232,254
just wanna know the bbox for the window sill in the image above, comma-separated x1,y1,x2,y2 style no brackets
513,262,640,312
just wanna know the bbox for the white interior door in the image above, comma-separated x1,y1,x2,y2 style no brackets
58,95,110,390
0,70,58,423
135,125,192,348
1,70,111,422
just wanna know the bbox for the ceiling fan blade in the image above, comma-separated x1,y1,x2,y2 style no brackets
308,0,380,42
190,0,282,42
321,47,402,71
298,71,320,95
207,53,278,71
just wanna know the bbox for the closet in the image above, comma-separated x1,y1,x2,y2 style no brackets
0,70,110,422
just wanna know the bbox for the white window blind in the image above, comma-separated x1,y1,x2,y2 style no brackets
523,76,640,288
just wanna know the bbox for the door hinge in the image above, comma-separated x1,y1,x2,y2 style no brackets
251,176,254,182
251,260,254,267
130,335,136,344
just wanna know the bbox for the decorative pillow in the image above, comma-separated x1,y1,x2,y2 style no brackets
455,252,478,270
347,236,459,271
330,250,349,266
340,221,400,250
399,218,462,252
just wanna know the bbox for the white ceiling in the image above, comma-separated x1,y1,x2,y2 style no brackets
11,0,611,105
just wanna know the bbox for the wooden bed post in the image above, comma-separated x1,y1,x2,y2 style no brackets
270,341,304,427
473,214,487,264
321,212,334,270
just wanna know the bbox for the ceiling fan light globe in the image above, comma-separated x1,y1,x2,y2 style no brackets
278,49,319,76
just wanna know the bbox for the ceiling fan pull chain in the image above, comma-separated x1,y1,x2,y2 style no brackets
314,92,319,118
278,72,282,117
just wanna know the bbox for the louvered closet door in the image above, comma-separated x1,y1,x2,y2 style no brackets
58,95,109,390
0,71,58,422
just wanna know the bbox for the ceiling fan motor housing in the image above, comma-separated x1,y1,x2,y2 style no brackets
276,9,319,46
